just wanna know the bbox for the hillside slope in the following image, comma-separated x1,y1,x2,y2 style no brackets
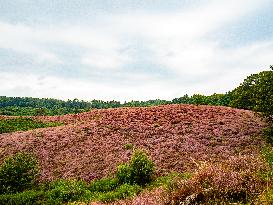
0,104,265,182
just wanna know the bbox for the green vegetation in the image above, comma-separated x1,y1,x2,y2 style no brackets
263,126,273,145
0,152,39,194
0,117,63,134
117,149,155,185
45,179,90,205
261,146,273,179
0,97,92,116
230,66,273,122
0,66,272,117
0,190,45,205
124,143,134,150
0,150,156,204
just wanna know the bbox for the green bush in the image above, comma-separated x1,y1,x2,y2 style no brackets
124,143,133,150
46,179,90,205
97,183,142,202
0,190,45,205
263,125,273,145
116,163,132,184
130,150,155,185
0,152,39,194
89,177,119,193
116,149,155,186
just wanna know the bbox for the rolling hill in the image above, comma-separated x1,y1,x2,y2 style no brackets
0,104,265,184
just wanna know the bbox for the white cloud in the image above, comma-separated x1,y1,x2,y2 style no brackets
81,51,131,70
0,0,272,100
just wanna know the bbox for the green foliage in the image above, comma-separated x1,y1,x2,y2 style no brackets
43,178,141,204
263,125,273,145
129,150,155,185
0,93,234,117
116,163,132,184
0,190,45,205
0,150,155,204
46,179,90,205
230,67,273,122
117,150,155,186
96,183,142,203
88,177,119,193
0,117,63,134
0,96,92,116
124,143,134,150
148,172,192,189
0,152,39,194
264,187,273,204
261,146,273,178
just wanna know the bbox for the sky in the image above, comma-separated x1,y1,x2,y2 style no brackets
0,0,273,102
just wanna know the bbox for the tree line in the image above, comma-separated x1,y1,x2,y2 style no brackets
0,66,272,117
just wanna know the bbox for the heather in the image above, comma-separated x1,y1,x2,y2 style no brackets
0,104,265,182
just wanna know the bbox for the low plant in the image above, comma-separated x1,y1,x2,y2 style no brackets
0,152,39,194
263,125,273,145
0,190,45,205
116,163,132,184
124,143,133,150
130,149,155,185
96,183,142,203
116,149,155,186
88,177,119,193
45,179,90,205
261,146,273,178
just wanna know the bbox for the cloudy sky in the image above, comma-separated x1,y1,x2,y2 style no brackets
0,0,272,101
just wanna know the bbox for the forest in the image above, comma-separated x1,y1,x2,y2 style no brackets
1,66,271,118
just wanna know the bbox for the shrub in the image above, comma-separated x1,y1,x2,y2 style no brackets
89,177,119,193
0,152,39,194
45,179,90,205
129,149,155,186
0,190,45,205
97,183,142,202
117,149,155,186
124,143,133,150
116,163,132,184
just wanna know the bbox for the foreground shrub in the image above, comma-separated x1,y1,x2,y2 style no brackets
96,183,142,202
130,150,155,185
0,190,45,205
0,152,39,194
116,163,132,184
46,179,90,205
88,177,119,193
117,149,155,186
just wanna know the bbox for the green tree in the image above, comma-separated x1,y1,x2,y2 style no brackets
230,66,273,122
